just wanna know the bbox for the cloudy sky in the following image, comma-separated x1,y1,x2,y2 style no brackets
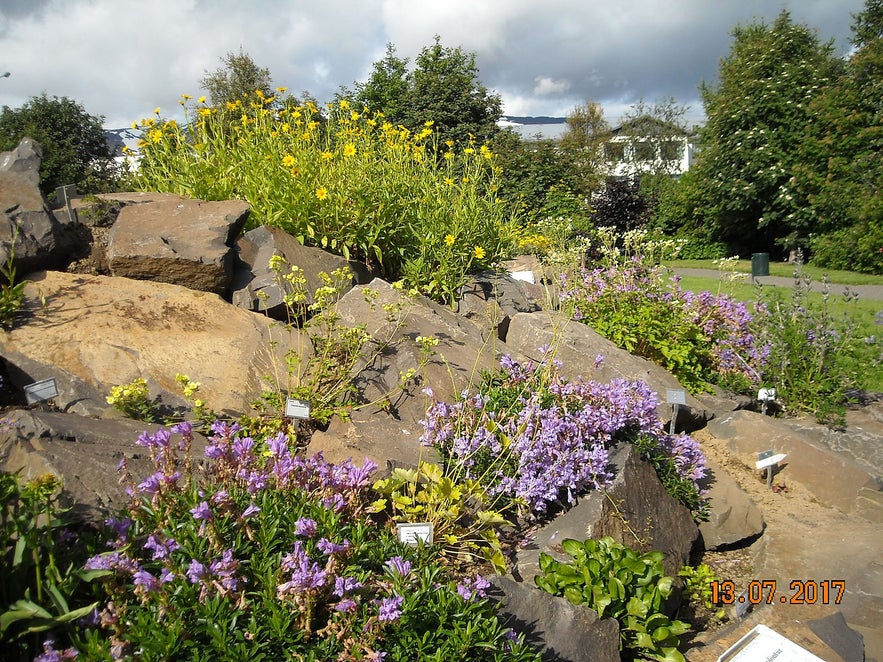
0,0,866,129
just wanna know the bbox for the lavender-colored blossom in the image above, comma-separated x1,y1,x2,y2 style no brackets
34,639,78,661
104,517,132,541
159,568,176,584
376,595,404,622
384,556,412,578
294,517,317,537
143,534,179,560
317,538,351,555
241,503,260,519
333,575,363,597
133,568,160,593
208,549,241,591
186,559,207,584
334,598,358,613
189,501,212,521
278,542,327,596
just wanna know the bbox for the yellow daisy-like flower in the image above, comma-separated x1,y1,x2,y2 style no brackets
444,234,455,246
343,143,356,157
339,99,350,110
444,177,454,186
282,154,296,167
473,246,486,260
315,187,328,200
321,151,333,160
464,147,475,155
149,129,163,144
181,93,192,100
153,107,161,115
276,87,288,93
424,120,434,127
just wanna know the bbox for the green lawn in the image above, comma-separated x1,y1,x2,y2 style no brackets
665,259,883,286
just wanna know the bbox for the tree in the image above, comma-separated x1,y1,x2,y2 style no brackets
692,11,841,258
793,0,883,273
0,94,116,195
352,43,410,120
350,37,502,147
558,99,610,193
617,97,691,179
201,48,273,108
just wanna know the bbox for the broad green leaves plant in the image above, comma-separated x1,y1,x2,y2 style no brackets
535,536,689,662
0,231,29,330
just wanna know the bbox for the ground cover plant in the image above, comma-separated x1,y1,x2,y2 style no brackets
9,421,540,661
132,94,520,307
420,351,709,523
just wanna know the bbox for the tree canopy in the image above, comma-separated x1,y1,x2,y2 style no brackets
201,49,273,108
692,11,841,258
0,93,116,195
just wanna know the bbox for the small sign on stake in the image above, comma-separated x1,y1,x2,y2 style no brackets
717,623,825,662
396,522,434,546
24,378,59,404
666,389,686,434
755,449,787,489
284,398,311,420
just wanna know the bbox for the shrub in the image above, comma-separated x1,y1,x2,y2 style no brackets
535,536,689,662
105,378,158,423
61,422,539,660
0,232,29,330
420,353,708,521
133,96,519,306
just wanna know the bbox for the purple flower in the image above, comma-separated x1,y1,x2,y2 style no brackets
104,517,132,541
334,598,358,613
189,501,212,521
278,542,327,596
317,538,351,555
333,575,363,597
186,559,207,584
143,534,179,560
133,568,160,593
241,503,260,519
34,639,78,661
384,556,412,578
376,595,404,622
294,517,317,537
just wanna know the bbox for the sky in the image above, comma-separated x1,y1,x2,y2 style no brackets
0,0,866,130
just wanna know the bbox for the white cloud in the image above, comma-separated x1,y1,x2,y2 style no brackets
533,76,571,96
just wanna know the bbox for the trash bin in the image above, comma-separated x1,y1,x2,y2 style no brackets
751,253,770,278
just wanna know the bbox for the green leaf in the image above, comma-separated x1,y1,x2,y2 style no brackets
0,600,52,633
561,538,583,557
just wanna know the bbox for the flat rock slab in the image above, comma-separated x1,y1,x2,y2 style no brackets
699,456,765,550
107,197,249,294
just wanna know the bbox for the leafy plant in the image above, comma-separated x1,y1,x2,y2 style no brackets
371,461,510,574
0,231,29,330
105,377,159,422
0,472,98,660
678,564,727,626
66,421,539,660
421,353,709,522
535,536,689,662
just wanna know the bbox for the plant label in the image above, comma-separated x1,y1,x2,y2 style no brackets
284,398,311,420
666,389,686,405
717,623,824,661
24,377,59,404
396,522,433,546
755,453,786,471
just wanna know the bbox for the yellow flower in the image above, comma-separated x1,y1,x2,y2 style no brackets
343,143,356,157
444,234,455,246
153,107,161,114
282,154,295,167
321,151,333,160
424,120,434,127
276,86,288,93
198,96,206,103
473,246,486,260
444,177,454,186
464,147,475,155
149,129,163,143
339,99,350,110
315,187,328,200
181,93,192,100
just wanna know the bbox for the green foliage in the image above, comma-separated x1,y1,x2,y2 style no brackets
591,179,653,235
200,48,274,108
0,94,117,195
631,434,710,522
535,537,689,661
134,96,517,306
0,234,28,330
351,37,503,148
753,265,868,425
678,564,727,625
371,461,510,574
693,11,842,258
0,472,98,659
105,377,159,423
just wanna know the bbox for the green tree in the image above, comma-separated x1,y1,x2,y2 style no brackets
693,11,841,258
200,48,273,108
0,94,116,195
794,0,883,273
559,99,610,193
350,37,503,147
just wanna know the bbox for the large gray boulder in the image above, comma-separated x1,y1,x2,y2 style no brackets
699,455,765,550
0,138,80,275
106,196,249,294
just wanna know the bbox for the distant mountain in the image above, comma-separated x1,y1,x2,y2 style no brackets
105,128,140,156
500,116,566,125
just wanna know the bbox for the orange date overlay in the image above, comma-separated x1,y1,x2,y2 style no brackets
710,580,845,606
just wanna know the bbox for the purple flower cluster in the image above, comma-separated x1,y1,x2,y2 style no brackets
657,433,708,486
278,541,328,597
422,355,709,516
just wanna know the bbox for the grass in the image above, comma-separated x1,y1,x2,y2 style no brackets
666,259,883,286
665,268,883,393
